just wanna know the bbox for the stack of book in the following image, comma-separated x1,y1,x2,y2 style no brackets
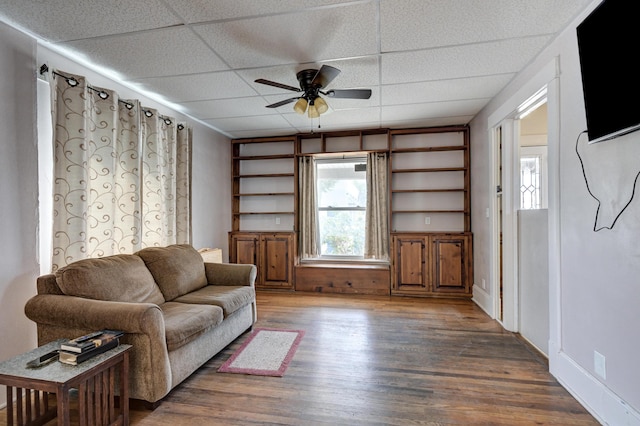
59,330,124,365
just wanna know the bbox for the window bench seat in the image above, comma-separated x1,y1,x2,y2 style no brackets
294,262,390,295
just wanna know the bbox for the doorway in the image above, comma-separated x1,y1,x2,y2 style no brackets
492,87,549,346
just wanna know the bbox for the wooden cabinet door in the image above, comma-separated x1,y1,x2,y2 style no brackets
392,236,428,293
260,234,293,289
432,235,469,294
230,233,259,267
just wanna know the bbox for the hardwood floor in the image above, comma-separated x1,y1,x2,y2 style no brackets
2,292,599,425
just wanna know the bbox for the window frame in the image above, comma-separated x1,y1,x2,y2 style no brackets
314,155,367,260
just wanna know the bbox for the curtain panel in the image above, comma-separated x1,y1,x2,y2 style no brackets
364,152,389,259
50,70,191,271
298,156,318,258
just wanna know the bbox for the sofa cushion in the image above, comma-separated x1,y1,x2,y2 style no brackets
136,244,207,301
55,254,165,305
160,302,223,351
173,285,255,317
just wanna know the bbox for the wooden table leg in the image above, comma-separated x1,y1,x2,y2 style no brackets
57,385,70,426
6,386,13,425
122,351,129,425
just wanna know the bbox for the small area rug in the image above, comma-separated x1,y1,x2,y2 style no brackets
218,328,305,377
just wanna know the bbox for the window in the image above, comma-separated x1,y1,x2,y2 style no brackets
316,157,367,257
519,146,548,209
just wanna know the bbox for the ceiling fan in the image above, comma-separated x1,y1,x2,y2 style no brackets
255,65,372,118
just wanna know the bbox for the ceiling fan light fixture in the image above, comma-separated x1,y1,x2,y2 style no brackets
315,96,328,114
308,103,320,118
293,97,308,114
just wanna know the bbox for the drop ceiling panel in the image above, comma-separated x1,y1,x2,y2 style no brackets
381,0,592,52
0,0,181,42
168,0,353,23
133,71,257,103
61,27,229,79
179,97,279,120
382,99,489,122
205,114,294,132
192,2,379,69
381,74,514,105
381,36,550,85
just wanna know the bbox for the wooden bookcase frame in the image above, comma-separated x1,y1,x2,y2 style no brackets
229,125,472,297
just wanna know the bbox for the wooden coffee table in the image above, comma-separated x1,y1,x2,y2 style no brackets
0,339,131,426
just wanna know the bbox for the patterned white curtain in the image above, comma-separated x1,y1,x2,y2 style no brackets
364,152,389,259
50,70,191,270
298,156,318,258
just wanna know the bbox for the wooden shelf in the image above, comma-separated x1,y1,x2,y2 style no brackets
234,192,295,197
391,188,465,193
391,167,466,173
392,210,467,214
391,145,467,153
234,154,293,160
237,211,295,215
233,173,294,178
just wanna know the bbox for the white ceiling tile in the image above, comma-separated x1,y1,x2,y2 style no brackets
227,128,298,139
169,0,354,23
381,75,514,105
381,0,592,52
60,27,229,79
205,114,294,132
179,97,280,120
192,2,378,68
381,99,488,123
385,116,476,130
381,37,550,85
133,71,257,102
0,0,181,42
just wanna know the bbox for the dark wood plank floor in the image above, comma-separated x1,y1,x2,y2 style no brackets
2,292,599,425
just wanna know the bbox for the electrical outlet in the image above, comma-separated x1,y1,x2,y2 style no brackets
594,350,606,379
424,216,431,225
275,217,280,225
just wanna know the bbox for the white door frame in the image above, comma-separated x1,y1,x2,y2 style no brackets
488,58,560,334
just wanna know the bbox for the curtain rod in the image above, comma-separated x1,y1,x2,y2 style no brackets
39,63,183,129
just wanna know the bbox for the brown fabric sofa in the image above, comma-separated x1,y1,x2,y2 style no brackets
24,244,257,404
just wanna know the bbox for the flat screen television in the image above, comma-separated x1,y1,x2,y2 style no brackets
576,0,638,144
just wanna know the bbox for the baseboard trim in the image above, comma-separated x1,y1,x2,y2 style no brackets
550,341,640,426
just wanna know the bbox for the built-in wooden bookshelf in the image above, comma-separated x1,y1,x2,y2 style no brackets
229,125,472,297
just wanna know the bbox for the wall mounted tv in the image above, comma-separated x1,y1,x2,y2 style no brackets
576,0,637,144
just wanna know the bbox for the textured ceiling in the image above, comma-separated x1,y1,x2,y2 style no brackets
0,0,592,139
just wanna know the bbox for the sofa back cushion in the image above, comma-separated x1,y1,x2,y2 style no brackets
55,254,165,305
136,244,207,301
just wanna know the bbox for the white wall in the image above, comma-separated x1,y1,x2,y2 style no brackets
0,21,40,407
0,22,231,408
470,0,640,424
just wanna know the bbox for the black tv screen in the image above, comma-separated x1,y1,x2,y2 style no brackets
576,0,638,143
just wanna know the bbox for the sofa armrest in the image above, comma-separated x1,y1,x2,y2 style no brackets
24,294,165,335
204,262,257,287
24,294,172,403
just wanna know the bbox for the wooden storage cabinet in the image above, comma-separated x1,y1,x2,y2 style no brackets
230,232,294,290
391,233,472,297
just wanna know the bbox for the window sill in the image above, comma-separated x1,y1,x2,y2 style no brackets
299,258,390,268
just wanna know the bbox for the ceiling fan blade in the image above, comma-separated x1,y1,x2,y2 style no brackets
265,97,299,108
311,65,341,88
325,89,372,99
255,79,301,92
